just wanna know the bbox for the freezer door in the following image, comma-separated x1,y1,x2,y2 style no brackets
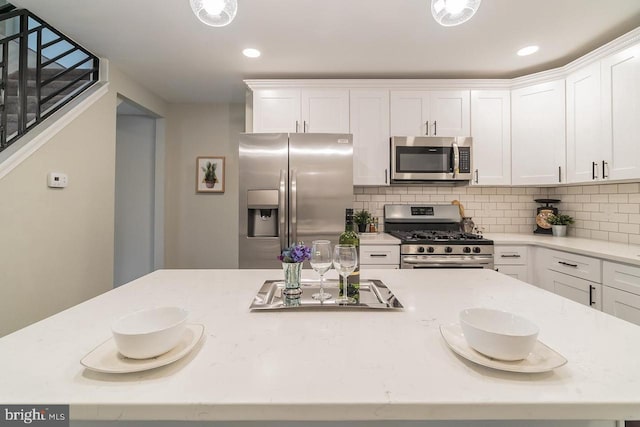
289,133,353,248
239,133,288,268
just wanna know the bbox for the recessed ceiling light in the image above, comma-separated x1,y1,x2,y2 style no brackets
243,48,261,58
517,45,539,56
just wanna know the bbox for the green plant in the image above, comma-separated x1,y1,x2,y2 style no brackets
547,214,574,226
353,209,372,225
202,161,217,183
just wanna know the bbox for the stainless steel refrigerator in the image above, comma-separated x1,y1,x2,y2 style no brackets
239,133,353,268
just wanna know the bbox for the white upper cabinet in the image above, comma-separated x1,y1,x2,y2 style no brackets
390,90,470,137
566,62,603,183
470,90,511,185
601,43,640,181
511,80,566,185
350,89,390,186
253,88,349,133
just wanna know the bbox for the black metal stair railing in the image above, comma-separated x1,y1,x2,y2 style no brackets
0,3,99,153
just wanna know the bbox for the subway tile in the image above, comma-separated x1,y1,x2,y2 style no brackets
591,194,609,203
574,229,591,238
475,195,490,202
384,195,401,202
600,204,618,213
518,195,534,202
565,203,583,211
575,211,590,220
599,184,618,194
380,187,394,195
568,186,583,194
591,230,609,241
497,188,512,195
392,186,408,194
582,185,600,194
490,195,505,202
400,195,416,202
356,194,371,202
630,234,640,245
408,187,423,194
481,217,497,225
519,225,534,233
353,201,365,209
482,187,498,195
619,223,640,234
458,194,475,202
496,202,511,210
353,187,365,194
583,203,599,211
422,187,438,194
609,232,629,244
437,187,453,194
552,187,568,195
584,221,600,230
430,195,446,202
371,195,387,202
629,193,640,203
363,187,380,194
609,194,629,203
414,195,431,202
511,202,526,209
511,187,527,195
629,214,640,224
467,187,483,195
504,225,520,233
600,222,619,232
496,217,512,225
489,225,505,232
618,183,640,193
608,213,629,223
482,202,497,210
619,204,640,214
575,195,591,203
591,212,610,221
504,195,519,202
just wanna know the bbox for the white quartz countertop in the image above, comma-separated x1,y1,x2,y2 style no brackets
486,233,640,266
358,232,401,245
1,268,640,422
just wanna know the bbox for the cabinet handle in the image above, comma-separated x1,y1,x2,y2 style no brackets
592,161,598,180
589,285,595,306
558,166,562,183
434,120,437,135
295,120,299,133
303,121,307,133
602,161,609,179
558,261,578,268
370,254,388,258
385,168,388,184
425,121,429,136
474,169,479,184
501,254,521,258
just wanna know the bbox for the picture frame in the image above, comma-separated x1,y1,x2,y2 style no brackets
196,156,225,193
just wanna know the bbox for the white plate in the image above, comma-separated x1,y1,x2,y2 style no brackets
440,323,567,373
81,324,204,373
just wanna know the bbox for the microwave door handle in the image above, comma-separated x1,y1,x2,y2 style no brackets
452,143,460,178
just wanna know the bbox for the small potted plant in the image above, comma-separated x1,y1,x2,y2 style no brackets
547,214,574,237
201,161,218,188
353,209,372,233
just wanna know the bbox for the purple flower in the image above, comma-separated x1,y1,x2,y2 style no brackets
278,243,311,263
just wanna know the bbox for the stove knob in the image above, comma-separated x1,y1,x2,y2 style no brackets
473,247,482,253
427,247,435,253
445,246,453,253
463,247,471,254
417,247,425,253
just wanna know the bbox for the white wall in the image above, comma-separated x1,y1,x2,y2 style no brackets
114,114,157,286
0,64,167,336
165,103,244,269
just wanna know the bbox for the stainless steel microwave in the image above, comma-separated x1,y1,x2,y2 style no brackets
390,136,472,183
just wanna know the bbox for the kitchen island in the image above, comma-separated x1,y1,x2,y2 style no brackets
1,268,639,425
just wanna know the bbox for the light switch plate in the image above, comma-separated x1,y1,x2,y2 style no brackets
47,172,68,188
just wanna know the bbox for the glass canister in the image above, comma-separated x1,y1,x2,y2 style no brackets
461,217,475,233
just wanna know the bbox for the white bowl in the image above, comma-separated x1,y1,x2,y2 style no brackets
459,308,539,361
111,307,188,359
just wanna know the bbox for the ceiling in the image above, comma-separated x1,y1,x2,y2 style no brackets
11,0,640,103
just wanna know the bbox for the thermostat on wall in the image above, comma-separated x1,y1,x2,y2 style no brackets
47,172,68,188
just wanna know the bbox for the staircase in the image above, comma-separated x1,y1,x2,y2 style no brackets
0,3,99,153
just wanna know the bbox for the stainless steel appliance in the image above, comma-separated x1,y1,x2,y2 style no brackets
384,204,494,269
239,133,353,268
390,136,472,183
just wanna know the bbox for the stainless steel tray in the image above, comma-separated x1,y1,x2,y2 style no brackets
250,279,403,310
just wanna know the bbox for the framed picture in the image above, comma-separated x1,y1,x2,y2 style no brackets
196,156,225,193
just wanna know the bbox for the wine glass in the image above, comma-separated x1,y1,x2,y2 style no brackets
310,240,333,301
333,244,357,305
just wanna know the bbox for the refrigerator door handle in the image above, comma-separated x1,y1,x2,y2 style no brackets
279,169,287,250
290,169,297,245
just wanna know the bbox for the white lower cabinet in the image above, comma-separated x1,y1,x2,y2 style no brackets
548,270,602,309
359,244,400,270
603,261,640,326
494,245,529,283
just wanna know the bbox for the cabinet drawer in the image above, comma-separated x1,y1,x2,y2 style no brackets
360,264,399,270
494,246,528,265
546,249,601,283
495,265,528,282
603,261,640,295
549,270,601,310
603,285,640,326
360,245,400,265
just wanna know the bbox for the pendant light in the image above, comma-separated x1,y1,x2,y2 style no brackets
431,0,481,27
190,0,238,27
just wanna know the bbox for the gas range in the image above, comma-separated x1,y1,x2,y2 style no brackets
384,204,494,269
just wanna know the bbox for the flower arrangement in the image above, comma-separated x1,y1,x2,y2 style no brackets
547,214,575,226
278,243,311,263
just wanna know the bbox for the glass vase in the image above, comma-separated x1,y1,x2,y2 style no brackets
282,262,303,296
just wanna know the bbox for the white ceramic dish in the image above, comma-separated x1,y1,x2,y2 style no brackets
81,324,204,374
460,308,539,361
440,323,567,373
112,306,189,359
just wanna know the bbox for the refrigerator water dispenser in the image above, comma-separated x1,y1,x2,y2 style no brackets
247,190,278,238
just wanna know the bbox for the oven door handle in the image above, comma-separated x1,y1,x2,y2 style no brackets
402,255,493,267
452,142,460,178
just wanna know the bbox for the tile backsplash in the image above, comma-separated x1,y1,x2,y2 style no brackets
354,182,640,245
